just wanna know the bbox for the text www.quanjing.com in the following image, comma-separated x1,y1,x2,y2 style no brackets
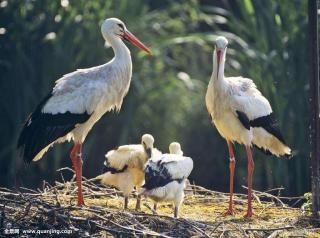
22,229,73,235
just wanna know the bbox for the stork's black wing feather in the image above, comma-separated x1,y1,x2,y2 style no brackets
143,161,175,190
252,144,273,156
17,93,91,163
250,113,286,144
102,164,128,174
236,110,250,130
102,155,128,174
253,144,291,159
236,110,287,146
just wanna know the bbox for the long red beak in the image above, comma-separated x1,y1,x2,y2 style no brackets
216,50,221,78
123,30,152,55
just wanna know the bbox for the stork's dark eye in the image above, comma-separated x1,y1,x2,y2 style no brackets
117,23,124,30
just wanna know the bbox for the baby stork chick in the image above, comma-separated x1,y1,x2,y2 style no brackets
141,142,193,218
169,142,183,155
98,134,158,210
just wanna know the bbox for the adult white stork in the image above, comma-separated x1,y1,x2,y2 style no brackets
141,143,193,218
98,134,161,210
205,36,291,217
17,18,151,206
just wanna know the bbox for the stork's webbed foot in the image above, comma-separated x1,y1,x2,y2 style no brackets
223,208,234,216
77,198,86,207
244,209,253,218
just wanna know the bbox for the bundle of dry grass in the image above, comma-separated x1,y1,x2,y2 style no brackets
0,168,318,237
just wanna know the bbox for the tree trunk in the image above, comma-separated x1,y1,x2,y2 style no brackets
309,0,320,218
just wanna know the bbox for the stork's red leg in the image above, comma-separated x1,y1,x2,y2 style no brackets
224,140,235,216
70,143,85,206
245,145,254,218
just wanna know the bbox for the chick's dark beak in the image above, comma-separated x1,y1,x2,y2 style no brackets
146,148,152,158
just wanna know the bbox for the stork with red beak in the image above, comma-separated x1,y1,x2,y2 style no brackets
17,18,151,206
206,36,291,217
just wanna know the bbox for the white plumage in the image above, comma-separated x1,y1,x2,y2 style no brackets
17,18,151,206
169,142,183,156
141,142,193,218
205,36,291,217
33,58,132,161
97,134,161,210
206,37,290,156
33,19,145,162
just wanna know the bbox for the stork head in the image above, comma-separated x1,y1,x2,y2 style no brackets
141,134,154,158
215,36,228,49
214,36,228,78
169,142,183,155
101,18,151,54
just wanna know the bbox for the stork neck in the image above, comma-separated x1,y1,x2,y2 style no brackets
211,50,225,83
108,36,131,62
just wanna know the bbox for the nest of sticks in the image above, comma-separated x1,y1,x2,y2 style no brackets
0,167,319,238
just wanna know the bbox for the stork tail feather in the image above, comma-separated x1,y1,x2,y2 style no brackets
17,93,91,163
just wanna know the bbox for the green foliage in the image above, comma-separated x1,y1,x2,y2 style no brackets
0,0,309,196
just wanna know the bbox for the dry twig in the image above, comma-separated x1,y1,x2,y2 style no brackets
0,168,316,238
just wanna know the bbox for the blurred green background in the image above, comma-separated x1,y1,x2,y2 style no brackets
0,0,310,197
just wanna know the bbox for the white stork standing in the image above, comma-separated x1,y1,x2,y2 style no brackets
141,143,193,218
205,36,291,217
97,134,161,210
17,18,151,206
